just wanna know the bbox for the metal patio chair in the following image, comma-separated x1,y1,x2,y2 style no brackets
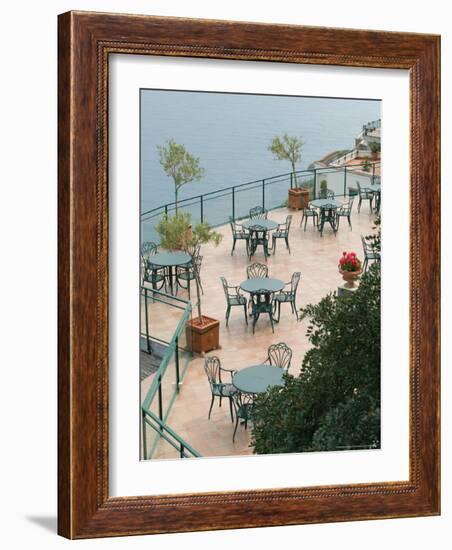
272,214,292,254
263,342,293,371
361,235,381,272
336,197,354,230
229,216,250,256
300,206,319,231
231,391,255,442
204,356,236,422
249,205,268,220
220,276,248,327
273,271,301,321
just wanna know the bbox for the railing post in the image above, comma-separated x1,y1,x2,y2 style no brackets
144,289,151,354
372,162,376,184
232,187,235,221
164,204,168,217
313,169,317,199
262,179,265,210
180,444,185,458
343,166,347,197
142,410,148,459
175,337,180,392
158,376,163,431
200,195,204,224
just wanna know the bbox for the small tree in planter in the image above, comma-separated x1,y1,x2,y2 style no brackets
156,212,223,354
269,133,309,210
157,139,205,213
320,179,328,198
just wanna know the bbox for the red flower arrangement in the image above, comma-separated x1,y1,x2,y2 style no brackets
339,251,362,272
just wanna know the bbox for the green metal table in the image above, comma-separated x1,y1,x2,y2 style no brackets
233,364,285,394
150,251,191,295
310,198,343,236
242,219,278,231
240,277,284,332
366,183,381,212
242,219,278,257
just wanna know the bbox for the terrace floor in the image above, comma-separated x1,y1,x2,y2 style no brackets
141,202,378,460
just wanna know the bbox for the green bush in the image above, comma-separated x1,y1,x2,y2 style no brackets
250,263,381,454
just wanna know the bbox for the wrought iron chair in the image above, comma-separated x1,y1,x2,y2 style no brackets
204,356,236,422
176,255,203,299
220,277,248,327
141,241,159,260
357,181,374,213
231,391,255,442
336,197,354,230
249,205,268,220
272,215,292,254
361,235,381,272
246,263,268,314
248,225,270,258
250,288,275,333
371,188,381,213
229,216,249,256
264,342,293,371
246,262,268,279
141,241,165,290
273,272,301,321
300,206,319,231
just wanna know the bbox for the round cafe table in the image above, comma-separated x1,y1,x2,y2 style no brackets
242,219,278,257
240,277,284,332
241,219,278,232
310,198,343,236
240,277,284,294
233,364,285,394
149,251,191,295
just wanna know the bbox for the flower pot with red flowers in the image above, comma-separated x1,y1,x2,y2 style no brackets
338,251,363,288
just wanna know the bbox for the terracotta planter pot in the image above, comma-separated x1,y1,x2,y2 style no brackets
186,315,220,355
288,187,309,210
338,267,362,288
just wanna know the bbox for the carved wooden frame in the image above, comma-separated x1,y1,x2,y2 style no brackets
58,11,440,538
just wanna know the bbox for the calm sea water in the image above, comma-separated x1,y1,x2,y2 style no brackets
140,90,380,239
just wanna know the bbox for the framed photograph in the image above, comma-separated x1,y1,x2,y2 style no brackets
58,11,440,538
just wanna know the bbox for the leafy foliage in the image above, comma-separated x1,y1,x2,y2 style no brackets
369,141,381,155
157,139,205,211
250,263,381,454
320,179,328,198
268,133,304,186
362,156,372,172
155,212,222,319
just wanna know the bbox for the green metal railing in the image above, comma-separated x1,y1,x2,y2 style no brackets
141,161,380,242
140,286,201,459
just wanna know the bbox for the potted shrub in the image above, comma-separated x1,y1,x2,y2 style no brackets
156,212,223,354
288,183,310,210
319,179,328,198
268,133,309,210
183,223,223,354
369,141,380,160
155,212,192,250
362,156,372,172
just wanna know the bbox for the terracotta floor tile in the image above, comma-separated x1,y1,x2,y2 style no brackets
141,204,378,459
